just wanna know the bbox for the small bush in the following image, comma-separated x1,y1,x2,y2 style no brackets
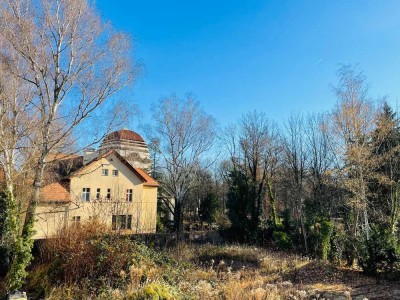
308,219,333,261
41,222,134,286
156,214,167,233
360,224,400,279
273,231,292,250
134,282,177,300
215,213,231,230
329,225,346,265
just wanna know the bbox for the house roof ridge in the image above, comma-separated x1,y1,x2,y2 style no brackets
68,150,158,186
69,150,114,177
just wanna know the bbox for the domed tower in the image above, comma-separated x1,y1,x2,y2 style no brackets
99,129,151,172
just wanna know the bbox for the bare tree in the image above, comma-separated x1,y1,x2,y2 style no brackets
281,113,309,252
239,111,281,227
151,95,216,239
0,0,135,289
223,111,281,231
305,113,337,217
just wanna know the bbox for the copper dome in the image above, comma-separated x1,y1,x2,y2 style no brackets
104,129,145,143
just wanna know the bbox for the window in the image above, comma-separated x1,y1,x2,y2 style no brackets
112,170,119,177
96,188,101,200
101,169,109,176
82,188,90,201
106,188,111,200
127,215,132,230
126,189,133,201
112,215,132,230
72,216,81,223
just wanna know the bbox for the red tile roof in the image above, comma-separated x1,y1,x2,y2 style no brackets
104,129,145,143
40,182,70,203
133,168,159,187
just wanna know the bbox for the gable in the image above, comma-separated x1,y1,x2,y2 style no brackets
70,150,158,187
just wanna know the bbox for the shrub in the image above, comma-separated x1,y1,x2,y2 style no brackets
308,219,334,261
329,225,346,265
156,215,165,233
215,212,231,230
41,221,134,286
134,282,177,300
199,193,221,226
272,231,292,250
359,224,400,279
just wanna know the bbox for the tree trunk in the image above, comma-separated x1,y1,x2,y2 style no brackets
7,156,46,291
299,200,309,253
174,199,183,242
266,176,280,227
391,185,399,239
22,158,46,236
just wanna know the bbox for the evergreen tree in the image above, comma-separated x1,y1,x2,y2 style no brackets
226,169,257,237
199,193,220,226
370,102,400,236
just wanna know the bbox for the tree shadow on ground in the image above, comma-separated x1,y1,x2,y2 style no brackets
285,261,400,299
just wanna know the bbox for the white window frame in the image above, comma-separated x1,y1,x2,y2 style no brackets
101,169,109,176
82,188,90,201
96,188,101,200
126,189,133,202
112,169,119,177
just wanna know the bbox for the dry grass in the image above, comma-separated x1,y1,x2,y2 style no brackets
21,238,399,300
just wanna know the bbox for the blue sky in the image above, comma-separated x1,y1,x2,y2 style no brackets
96,0,400,127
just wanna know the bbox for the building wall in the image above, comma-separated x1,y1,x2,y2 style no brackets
140,186,158,233
34,204,69,239
33,153,158,239
70,153,144,202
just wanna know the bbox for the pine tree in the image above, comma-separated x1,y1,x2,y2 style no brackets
370,102,400,237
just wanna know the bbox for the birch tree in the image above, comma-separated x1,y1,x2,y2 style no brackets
0,0,134,290
0,43,38,291
332,65,377,243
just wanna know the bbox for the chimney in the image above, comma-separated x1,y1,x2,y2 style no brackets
83,148,98,165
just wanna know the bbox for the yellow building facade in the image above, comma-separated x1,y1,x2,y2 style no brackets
33,131,158,239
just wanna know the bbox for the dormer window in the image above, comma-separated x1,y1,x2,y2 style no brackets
112,170,119,177
102,169,109,176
